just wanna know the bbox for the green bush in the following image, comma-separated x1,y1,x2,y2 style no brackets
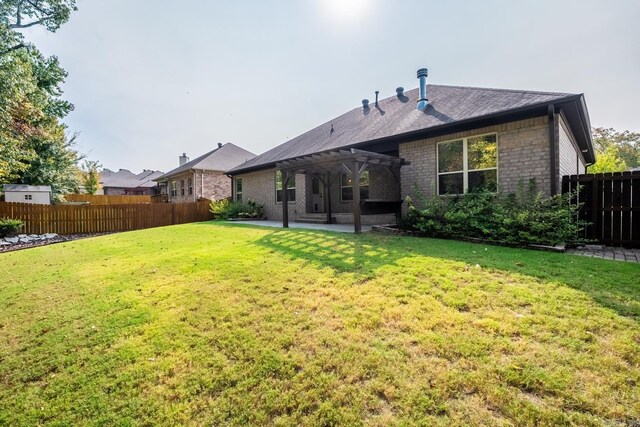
0,218,24,237
209,198,265,220
400,180,586,246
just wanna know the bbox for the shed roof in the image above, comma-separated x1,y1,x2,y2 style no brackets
3,184,52,192
228,84,594,174
155,143,256,181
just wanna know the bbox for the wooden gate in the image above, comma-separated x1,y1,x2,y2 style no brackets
562,171,640,247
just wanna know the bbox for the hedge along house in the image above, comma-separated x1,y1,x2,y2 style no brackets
227,68,595,233
154,143,256,203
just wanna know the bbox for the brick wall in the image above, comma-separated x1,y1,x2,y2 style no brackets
166,170,231,203
400,116,552,210
236,168,306,220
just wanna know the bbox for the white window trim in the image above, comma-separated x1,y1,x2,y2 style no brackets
436,132,499,196
275,171,296,204
340,171,370,202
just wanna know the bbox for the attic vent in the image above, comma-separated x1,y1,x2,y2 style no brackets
396,87,404,97
362,99,369,109
218,143,223,148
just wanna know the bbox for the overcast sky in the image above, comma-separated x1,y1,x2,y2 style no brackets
24,0,640,173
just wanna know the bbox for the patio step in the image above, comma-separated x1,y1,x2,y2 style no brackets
295,214,336,224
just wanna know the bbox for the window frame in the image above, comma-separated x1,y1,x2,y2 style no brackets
275,170,296,203
340,170,370,202
24,194,33,201
188,178,193,195
436,132,498,195
235,177,243,202
170,181,177,197
180,180,185,196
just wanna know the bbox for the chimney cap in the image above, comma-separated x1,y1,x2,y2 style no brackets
417,68,429,78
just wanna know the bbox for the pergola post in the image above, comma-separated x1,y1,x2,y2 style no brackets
352,161,362,233
282,171,290,228
325,172,332,225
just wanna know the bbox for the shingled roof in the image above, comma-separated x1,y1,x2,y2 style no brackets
228,84,593,174
155,143,256,181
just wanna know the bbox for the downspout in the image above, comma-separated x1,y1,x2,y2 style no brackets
201,170,204,199
548,104,558,195
193,170,196,202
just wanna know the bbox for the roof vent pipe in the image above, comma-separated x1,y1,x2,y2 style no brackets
218,143,223,148
396,87,404,97
362,99,369,109
375,91,379,107
416,68,429,110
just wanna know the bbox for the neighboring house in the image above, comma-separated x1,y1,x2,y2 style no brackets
227,67,595,231
154,143,256,203
3,184,52,205
99,169,164,195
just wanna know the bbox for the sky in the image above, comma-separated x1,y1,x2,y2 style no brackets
24,0,640,173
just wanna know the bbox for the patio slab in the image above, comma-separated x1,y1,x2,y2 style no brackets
225,220,372,233
566,245,640,263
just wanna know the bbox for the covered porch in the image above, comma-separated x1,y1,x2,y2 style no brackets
277,148,409,233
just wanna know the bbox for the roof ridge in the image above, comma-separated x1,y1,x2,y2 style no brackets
426,83,574,97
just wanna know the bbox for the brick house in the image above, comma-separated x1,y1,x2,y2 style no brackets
227,68,595,232
154,143,256,203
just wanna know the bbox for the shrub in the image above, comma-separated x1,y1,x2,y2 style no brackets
209,198,264,220
0,218,24,237
401,180,586,246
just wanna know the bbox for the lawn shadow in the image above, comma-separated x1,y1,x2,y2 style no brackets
239,225,640,322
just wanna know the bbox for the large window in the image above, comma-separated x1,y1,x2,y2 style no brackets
275,171,295,202
235,177,243,202
437,134,497,195
170,181,177,197
341,171,369,201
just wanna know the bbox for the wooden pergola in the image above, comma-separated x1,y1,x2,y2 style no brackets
276,148,409,233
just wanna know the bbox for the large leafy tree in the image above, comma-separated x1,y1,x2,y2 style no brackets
0,0,79,199
589,127,640,173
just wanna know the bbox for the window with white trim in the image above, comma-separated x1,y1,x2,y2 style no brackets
170,181,177,197
188,178,193,195
24,194,32,201
275,171,295,202
235,177,243,202
180,180,185,196
437,133,497,195
340,171,369,201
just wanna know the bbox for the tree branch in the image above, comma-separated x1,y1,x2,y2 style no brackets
0,43,27,57
9,17,50,29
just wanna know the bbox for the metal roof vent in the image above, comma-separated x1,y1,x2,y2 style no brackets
396,87,404,97
416,68,429,110
218,143,223,148
375,91,379,107
362,99,369,109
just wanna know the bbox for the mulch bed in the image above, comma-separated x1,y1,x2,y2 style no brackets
0,233,113,254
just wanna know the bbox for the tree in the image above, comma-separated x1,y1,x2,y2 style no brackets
589,127,640,172
80,160,101,195
0,0,79,200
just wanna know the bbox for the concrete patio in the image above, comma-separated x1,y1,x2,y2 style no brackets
225,220,373,233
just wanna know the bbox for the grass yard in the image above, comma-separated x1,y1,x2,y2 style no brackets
0,223,639,426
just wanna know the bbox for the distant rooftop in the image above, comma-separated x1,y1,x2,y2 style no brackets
3,184,52,192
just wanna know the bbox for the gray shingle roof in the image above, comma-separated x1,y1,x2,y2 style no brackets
101,169,164,189
228,84,579,173
3,184,52,192
155,143,256,181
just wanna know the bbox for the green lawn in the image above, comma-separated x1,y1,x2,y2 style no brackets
0,223,639,426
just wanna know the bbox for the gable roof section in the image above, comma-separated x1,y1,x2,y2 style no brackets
3,184,51,192
101,169,164,189
155,143,256,181
228,84,593,174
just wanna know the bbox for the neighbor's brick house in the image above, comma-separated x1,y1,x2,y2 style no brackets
154,143,255,203
227,68,594,229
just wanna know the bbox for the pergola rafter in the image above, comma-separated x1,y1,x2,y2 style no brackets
276,148,409,233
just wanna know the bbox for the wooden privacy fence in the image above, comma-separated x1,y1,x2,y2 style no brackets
0,201,213,235
562,171,640,247
64,194,153,204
